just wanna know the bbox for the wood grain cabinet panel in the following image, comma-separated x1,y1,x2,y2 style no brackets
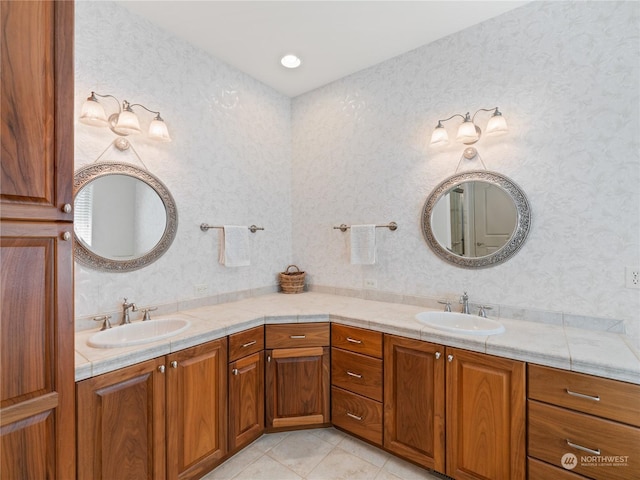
528,457,587,480
229,351,264,451
331,387,382,445
383,335,445,472
331,348,383,402
331,324,382,358
167,339,228,480
229,325,264,362
1,0,74,222
265,323,329,349
529,400,640,480
529,364,640,427
446,347,526,480
76,357,167,480
265,346,330,430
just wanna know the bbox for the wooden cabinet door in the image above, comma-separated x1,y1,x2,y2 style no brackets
76,357,167,480
229,351,264,451
265,347,330,430
0,0,74,222
446,347,526,480
383,335,445,472
1,222,75,480
167,339,228,480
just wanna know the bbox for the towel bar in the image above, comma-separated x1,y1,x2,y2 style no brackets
333,222,398,233
200,224,264,233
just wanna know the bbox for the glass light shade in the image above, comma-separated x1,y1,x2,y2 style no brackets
485,114,508,136
114,110,141,135
430,126,449,146
148,118,172,142
456,120,479,143
79,98,108,127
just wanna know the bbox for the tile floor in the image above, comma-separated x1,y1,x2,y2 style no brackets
203,428,448,480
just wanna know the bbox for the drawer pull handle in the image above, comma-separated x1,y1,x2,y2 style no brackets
346,412,362,421
290,335,306,339
566,439,601,456
566,389,600,402
347,371,362,379
346,337,362,344
242,340,257,348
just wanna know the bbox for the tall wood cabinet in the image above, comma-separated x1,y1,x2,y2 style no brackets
0,1,75,479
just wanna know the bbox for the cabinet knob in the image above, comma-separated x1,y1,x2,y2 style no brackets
158,365,166,373
447,354,454,363
435,352,441,360
170,361,178,369
62,203,72,213
232,368,239,376
61,231,71,241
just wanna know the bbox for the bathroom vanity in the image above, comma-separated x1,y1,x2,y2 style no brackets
74,293,640,480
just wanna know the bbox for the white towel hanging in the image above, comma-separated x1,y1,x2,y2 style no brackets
219,225,250,267
350,224,376,265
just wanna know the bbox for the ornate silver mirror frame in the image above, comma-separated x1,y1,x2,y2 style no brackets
73,162,178,272
421,170,531,268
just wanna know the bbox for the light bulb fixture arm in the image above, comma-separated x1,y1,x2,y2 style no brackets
90,91,122,113
471,107,499,123
435,113,467,127
127,102,163,119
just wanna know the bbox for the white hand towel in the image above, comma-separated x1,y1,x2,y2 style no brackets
219,225,250,267
350,224,376,265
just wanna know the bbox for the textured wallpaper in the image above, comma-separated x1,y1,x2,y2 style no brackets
74,1,639,345
74,1,292,318
291,1,640,342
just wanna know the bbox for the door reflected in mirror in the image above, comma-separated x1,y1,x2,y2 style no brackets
431,182,517,257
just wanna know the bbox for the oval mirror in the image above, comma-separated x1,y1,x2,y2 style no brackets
421,170,531,268
73,162,178,272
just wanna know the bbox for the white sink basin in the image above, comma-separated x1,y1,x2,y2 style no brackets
415,311,505,336
88,318,191,348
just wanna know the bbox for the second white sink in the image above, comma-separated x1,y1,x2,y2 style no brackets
88,318,191,348
416,311,505,335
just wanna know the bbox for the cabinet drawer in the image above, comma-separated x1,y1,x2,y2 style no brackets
331,386,382,446
529,364,640,427
265,323,329,348
331,348,382,402
528,457,587,480
229,325,264,362
528,400,640,480
331,324,382,358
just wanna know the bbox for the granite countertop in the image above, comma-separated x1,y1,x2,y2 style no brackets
75,292,640,385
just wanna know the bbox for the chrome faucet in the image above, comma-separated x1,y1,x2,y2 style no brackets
120,298,137,325
460,292,470,314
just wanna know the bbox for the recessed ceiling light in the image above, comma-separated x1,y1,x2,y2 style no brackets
280,54,301,69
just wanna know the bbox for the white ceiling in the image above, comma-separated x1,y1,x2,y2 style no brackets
118,1,528,97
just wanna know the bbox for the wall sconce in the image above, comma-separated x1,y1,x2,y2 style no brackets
79,91,171,142
430,107,507,147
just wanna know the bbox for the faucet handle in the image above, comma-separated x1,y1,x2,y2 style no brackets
437,300,452,312
93,315,112,331
478,305,493,318
141,307,158,321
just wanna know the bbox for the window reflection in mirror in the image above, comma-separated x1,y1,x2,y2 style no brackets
75,175,166,260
